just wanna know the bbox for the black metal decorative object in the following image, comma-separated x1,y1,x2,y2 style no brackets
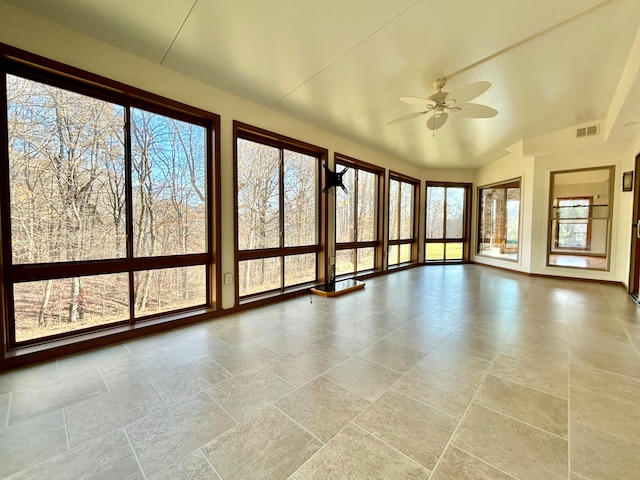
322,164,349,193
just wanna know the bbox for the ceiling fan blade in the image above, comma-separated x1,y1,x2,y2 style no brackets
449,103,498,118
447,81,491,104
399,96,433,106
427,112,448,131
386,111,430,125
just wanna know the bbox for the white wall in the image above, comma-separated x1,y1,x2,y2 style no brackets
476,139,635,285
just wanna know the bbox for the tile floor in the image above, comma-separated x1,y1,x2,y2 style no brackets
1,264,640,479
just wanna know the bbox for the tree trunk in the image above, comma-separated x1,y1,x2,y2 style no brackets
38,279,52,327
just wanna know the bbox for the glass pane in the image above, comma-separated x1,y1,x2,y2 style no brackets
557,198,590,219
445,187,465,239
426,186,445,239
284,150,317,247
426,242,445,261
445,242,463,260
399,244,412,263
134,266,206,317
388,180,399,240
388,245,398,266
399,182,414,240
7,75,126,264
357,247,375,271
239,257,281,296
335,249,355,275
336,168,355,243
478,181,520,260
236,139,281,250
284,253,316,287
130,108,206,257
14,273,129,342
357,170,376,242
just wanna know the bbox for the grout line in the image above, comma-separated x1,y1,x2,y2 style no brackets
4,392,12,429
452,445,519,479
123,427,148,480
199,447,225,479
61,408,71,451
273,404,326,446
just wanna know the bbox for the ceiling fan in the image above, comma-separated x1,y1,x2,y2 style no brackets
388,78,498,131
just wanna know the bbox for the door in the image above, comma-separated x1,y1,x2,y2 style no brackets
630,154,640,298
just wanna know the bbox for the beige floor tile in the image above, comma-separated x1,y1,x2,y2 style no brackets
437,331,503,361
0,362,58,396
570,388,640,444
571,421,640,480
150,450,220,480
322,356,402,402
0,392,9,428
9,429,143,480
384,324,455,353
392,368,477,417
264,349,337,387
431,446,516,480
475,375,567,438
161,333,231,365
100,351,179,391
149,363,218,405
202,406,321,479
9,371,108,424
490,354,568,399
453,405,568,480
275,376,369,442
354,390,457,469
187,356,234,386
65,380,166,447
209,344,279,374
293,424,430,479
570,338,640,380
306,330,387,362
570,365,640,406
208,367,294,422
416,347,492,385
125,392,236,477
56,344,132,377
357,339,425,372
0,410,67,478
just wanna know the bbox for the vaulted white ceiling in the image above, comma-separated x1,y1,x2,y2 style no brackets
6,0,640,169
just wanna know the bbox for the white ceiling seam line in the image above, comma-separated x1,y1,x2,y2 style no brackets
268,0,422,108
444,0,619,81
160,0,200,65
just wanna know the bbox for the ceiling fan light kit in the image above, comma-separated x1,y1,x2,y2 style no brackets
389,78,498,132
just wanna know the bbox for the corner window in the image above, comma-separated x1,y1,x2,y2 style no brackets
425,182,472,262
388,173,418,267
477,179,521,261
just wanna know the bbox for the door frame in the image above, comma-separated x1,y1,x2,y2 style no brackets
628,153,640,299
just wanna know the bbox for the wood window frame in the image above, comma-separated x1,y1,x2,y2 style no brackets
387,171,419,268
334,153,384,278
476,178,521,262
424,181,472,263
0,43,221,361
233,121,328,304
554,196,593,251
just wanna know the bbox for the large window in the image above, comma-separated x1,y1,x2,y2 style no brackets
477,179,521,261
235,122,326,299
388,173,418,267
425,182,472,262
548,167,613,270
1,48,217,348
334,154,383,277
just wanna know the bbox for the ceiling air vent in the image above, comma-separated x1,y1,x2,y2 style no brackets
576,124,599,138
